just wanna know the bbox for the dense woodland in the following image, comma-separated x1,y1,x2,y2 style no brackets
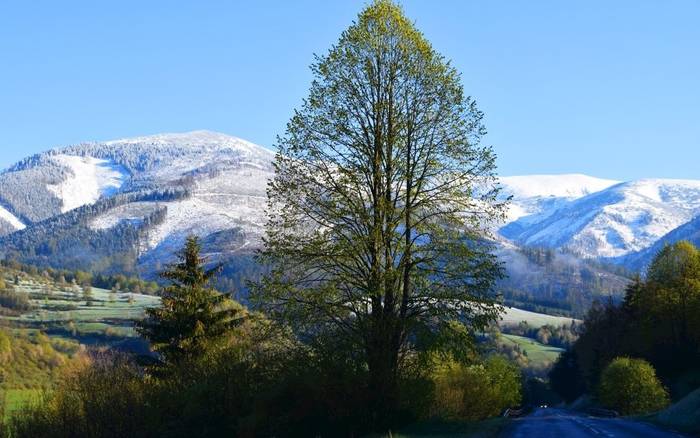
499,246,632,317
0,188,188,275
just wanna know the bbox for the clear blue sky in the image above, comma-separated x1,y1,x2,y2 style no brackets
1,1,698,180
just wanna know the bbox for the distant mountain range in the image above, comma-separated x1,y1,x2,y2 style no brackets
500,174,700,263
0,131,697,313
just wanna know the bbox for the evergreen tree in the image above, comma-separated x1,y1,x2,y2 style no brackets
137,236,240,367
256,0,505,426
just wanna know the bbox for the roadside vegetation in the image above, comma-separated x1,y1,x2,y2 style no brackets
597,357,669,415
550,240,700,422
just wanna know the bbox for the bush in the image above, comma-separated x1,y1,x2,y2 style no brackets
598,357,670,415
8,353,146,438
0,289,32,312
431,355,521,420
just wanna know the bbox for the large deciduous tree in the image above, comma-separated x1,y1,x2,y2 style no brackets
255,0,506,423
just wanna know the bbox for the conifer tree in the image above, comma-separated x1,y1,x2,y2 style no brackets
138,236,240,367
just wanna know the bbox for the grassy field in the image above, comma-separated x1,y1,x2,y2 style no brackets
2,389,42,420
500,306,580,329
4,279,160,340
500,334,564,366
0,276,161,420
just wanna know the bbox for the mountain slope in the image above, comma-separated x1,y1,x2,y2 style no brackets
619,214,700,271
0,131,695,309
500,174,619,223
0,131,274,280
501,179,700,259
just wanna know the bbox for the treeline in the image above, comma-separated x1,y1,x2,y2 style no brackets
0,260,160,295
0,188,189,275
550,241,700,412
502,321,581,349
499,246,631,317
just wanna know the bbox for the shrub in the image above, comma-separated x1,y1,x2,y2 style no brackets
431,355,521,420
0,289,32,312
8,353,147,438
598,357,670,415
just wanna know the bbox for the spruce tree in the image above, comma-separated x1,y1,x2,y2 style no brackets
138,236,240,367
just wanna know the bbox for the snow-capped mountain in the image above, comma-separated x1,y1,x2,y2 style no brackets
500,177,700,259
620,214,700,271
500,174,620,222
0,130,697,300
0,131,274,275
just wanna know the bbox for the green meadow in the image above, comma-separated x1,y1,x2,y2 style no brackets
500,334,564,367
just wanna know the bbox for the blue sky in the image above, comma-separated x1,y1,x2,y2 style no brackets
1,0,698,180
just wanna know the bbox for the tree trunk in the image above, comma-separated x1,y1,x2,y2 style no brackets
367,317,400,429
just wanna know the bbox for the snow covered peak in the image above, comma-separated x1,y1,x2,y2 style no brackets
103,130,274,158
499,174,620,223
502,177,700,259
500,174,620,199
607,178,700,204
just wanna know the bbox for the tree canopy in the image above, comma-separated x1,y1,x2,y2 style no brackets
598,357,669,415
255,0,505,423
551,240,700,401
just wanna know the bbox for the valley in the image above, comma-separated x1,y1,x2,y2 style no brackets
3,0,699,435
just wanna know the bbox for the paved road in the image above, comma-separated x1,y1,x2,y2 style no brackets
503,408,688,438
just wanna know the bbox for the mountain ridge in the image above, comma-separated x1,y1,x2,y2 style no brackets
0,131,696,314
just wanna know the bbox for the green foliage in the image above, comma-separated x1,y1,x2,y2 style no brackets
559,241,700,401
8,353,146,438
431,355,521,421
137,236,241,367
6,315,376,437
597,357,669,415
256,0,505,425
0,328,82,397
633,242,700,357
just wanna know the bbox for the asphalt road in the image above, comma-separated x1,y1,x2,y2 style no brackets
502,408,688,438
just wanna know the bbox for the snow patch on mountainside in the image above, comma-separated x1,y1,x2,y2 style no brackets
0,205,25,230
89,202,160,231
86,159,271,266
144,166,269,250
46,155,128,213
